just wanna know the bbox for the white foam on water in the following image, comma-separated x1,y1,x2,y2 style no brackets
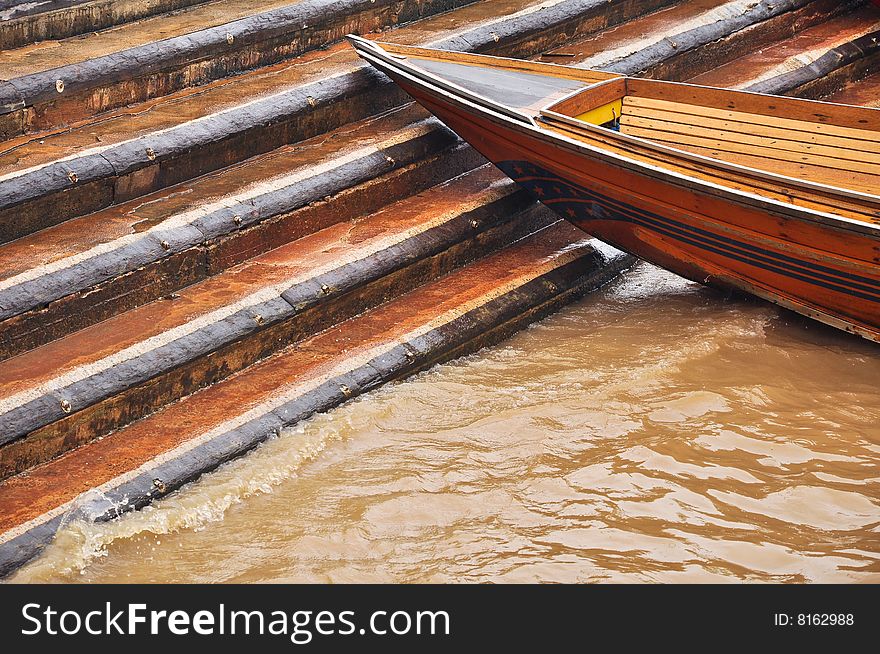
8,410,356,582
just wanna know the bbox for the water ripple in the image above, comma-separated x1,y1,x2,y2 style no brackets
11,264,880,583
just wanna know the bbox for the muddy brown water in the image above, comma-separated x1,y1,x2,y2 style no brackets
11,262,879,583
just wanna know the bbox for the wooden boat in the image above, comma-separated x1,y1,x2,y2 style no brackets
347,35,880,343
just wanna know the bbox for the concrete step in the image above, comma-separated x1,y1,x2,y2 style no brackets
0,0,215,50
0,0,679,243
541,0,863,78
0,163,546,478
0,104,486,357
0,0,873,582
824,67,880,106
0,0,486,137
687,4,880,93
0,0,678,138
0,220,633,578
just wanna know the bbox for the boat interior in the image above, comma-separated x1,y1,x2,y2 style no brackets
545,77,880,190
370,40,880,226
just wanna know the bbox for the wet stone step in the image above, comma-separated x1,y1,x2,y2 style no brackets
0,0,484,137
0,0,298,59
0,104,488,357
0,0,678,241
0,163,545,479
686,4,880,91
824,68,880,107
0,221,634,578
535,0,880,100
746,26,880,97
0,0,215,50
542,0,860,80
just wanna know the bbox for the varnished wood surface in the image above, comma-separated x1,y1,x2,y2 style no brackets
348,36,880,342
378,41,619,84
542,118,880,226
618,95,880,195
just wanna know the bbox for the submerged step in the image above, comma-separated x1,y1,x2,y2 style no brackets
0,221,634,577
0,164,543,478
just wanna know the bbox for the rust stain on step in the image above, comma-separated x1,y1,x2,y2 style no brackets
687,6,880,88
0,222,591,535
0,104,428,280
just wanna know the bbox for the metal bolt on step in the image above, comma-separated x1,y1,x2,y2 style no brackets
320,283,331,295
67,170,77,183
307,96,317,108
152,479,167,494
340,384,352,397
146,147,156,160
491,32,499,43
253,314,265,325
226,33,234,44
233,215,243,226
160,240,171,251
385,155,395,165
60,399,71,413
55,79,64,93
470,219,480,229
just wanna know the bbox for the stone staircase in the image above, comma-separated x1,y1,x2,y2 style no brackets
0,0,876,575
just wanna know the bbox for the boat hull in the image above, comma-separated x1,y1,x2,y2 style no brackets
379,67,880,342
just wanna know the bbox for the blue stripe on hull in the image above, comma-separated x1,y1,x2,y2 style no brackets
497,160,880,305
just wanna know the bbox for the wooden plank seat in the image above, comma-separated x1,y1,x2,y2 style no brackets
620,98,880,155
617,95,880,196
542,119,880,226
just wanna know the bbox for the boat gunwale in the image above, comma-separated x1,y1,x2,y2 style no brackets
540,77,880,207
375,40,622,85
347,36,880,238
351,36,540,126
540,104,880,211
